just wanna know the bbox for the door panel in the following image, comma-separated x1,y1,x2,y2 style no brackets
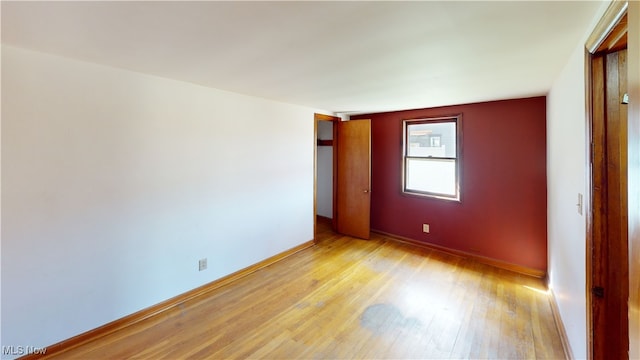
590,48,629,360
336,119,371,239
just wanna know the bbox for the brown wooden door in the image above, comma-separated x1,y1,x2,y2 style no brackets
590,48,629,360
336,119,371,239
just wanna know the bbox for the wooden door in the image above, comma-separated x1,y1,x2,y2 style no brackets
590,48,629,360
336,119,371,239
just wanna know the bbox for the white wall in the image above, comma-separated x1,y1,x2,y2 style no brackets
316,120,333,218
546,3,608,358
547,40,589,359
1,45,321,355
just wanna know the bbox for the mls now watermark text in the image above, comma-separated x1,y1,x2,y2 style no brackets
2,345,47,356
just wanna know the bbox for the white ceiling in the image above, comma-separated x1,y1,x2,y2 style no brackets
1,1,605,115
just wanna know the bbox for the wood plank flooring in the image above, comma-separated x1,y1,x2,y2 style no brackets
44,219,565,359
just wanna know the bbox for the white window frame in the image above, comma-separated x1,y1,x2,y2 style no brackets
402,115,462,201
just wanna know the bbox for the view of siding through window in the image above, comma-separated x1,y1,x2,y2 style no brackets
405,120,457,197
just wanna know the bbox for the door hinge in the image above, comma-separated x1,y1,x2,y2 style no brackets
592,286,605,298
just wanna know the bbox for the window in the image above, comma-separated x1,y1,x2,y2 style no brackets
402,115,461,201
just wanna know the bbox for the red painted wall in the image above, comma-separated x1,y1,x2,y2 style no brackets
353,97,547,272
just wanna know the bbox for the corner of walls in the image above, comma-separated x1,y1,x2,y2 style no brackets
358,96,548,273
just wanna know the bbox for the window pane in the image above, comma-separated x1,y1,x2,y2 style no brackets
406,158,456,196
407,122,456,158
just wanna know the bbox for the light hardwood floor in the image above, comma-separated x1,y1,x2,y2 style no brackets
44,219,565,359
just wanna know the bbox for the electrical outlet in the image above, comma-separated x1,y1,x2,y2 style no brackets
198,258,207,271
422,224,430,233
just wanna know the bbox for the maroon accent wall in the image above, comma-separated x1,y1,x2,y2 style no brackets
353,97,547,272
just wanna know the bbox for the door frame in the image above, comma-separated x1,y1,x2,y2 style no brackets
584,2,629,359
313,113,340,240
626,4,640,359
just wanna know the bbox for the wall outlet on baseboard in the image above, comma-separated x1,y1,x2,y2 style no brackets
198,258,207,271
422,224,430,233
